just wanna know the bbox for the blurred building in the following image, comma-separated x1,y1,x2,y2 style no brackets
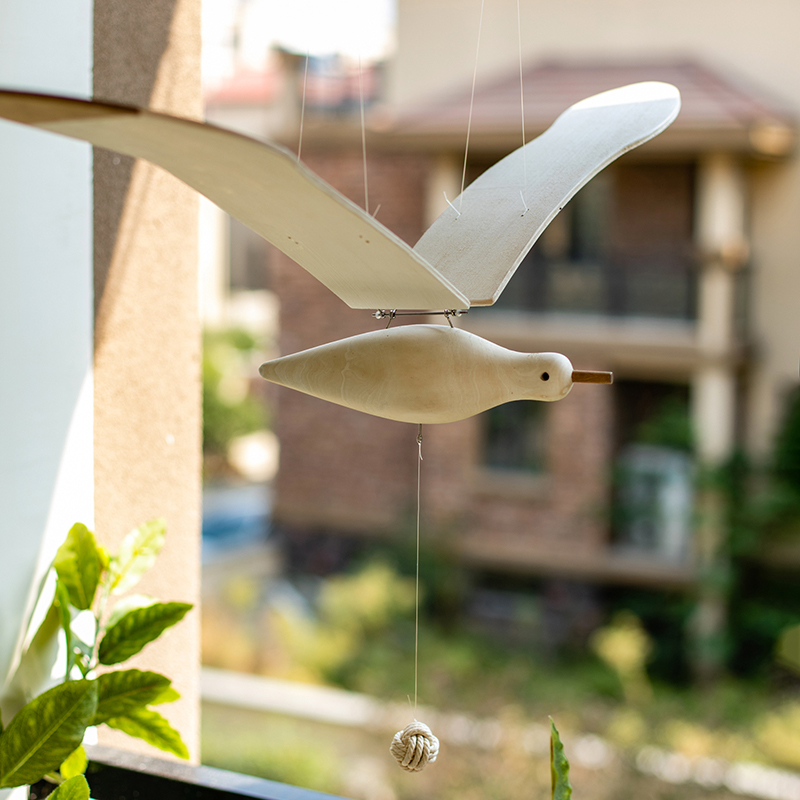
205,2,800,593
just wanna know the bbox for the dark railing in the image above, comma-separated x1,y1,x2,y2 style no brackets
30,745,350,800
495,255,697,320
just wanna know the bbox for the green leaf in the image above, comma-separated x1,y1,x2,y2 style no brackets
107,594,157,628
550,718,572,800
60,746,87,779
105,708,189,759
0,679,97,788
98,602,192,665
151,686,181,705
48,774,90,800
54,524,104,611
55,580,75,676
110,519,166,595
93,670,175,724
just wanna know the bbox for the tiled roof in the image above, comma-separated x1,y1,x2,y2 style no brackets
205,68,283,106
395,60,796,154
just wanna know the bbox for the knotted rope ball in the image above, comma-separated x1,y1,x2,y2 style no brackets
390,720,439,772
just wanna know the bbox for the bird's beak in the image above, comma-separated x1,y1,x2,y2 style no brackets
572,370,613,385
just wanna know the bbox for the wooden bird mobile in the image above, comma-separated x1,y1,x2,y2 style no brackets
0,81,680,423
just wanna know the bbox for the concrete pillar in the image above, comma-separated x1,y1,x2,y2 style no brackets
693,152,746,463
689,152,747,681
92,0,202,761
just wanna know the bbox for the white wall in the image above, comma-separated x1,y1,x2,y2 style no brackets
0,0,94,705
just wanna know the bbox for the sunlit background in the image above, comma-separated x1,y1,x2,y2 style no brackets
194,1,800,799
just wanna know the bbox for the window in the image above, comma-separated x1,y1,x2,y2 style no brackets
615,445,694,562
494,161,696,319
612,381,694,562
482,401,547,474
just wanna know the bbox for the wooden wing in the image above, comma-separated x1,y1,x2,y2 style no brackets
0,90,468,310
413,82,681,306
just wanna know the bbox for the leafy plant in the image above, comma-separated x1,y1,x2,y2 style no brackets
591,611,653,705
268,562,415,684
0,519,192,797
550,719,572,800
203,328,268,461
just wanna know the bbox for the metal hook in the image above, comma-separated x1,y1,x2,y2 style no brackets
373,309,468,326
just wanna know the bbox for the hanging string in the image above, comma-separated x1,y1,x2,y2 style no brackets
359,55,369,214
390,425,439,773
516,0,528,202
297,50,310,163
414,423,422,710
459,0,486,211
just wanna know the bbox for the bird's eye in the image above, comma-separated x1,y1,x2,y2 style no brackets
541,372,550,381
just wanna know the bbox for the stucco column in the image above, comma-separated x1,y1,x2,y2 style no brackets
690,152,747,681
92,0,203,761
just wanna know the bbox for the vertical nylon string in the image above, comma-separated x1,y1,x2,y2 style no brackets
415,423,423,710
297,51,310,163
516,0,527,195
459,0,486,211
359,55,369,214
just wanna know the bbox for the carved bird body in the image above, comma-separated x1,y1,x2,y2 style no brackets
260,325,586,424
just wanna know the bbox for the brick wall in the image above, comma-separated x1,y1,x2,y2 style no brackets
424,375,614,568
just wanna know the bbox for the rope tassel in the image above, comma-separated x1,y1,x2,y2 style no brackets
389,427,439,772
390,721,440,772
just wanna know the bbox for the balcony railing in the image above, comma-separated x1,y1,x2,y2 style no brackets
495,256,697,320
30,745,351,800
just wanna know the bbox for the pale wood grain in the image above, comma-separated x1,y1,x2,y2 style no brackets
259,324,577,424
572,370,613,384
0,83,679,313
413,82,681,305
0,90,468,310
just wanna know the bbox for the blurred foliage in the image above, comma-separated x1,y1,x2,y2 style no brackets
634,395,694,452
203,328,268,463
201,705,342,793
200,386,800,789
777,624,800,674
605,588,694,684
202,553,800,791
720,390,800,677
591,612,653,705
321,561,416,633
607,387,800,683
269,562,416,684
202,697,751,800
356,530,471,628
773,389,800,491
754,702,800,770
